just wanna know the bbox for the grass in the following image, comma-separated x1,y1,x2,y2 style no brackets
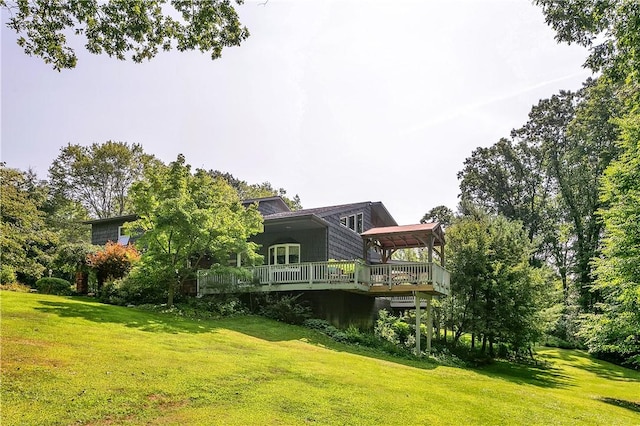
2,291,640,425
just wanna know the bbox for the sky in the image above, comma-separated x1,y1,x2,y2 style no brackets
1,0,593,225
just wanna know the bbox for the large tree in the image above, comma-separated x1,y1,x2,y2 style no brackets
129,154,263,306
0,165,57,282
585,111,640,368
2,0,249,70
535,0,640,81
445,211,546,355
458,80,623,310
209,170,303,211
49,141,157,219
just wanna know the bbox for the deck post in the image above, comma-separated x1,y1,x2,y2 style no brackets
414,291,421,356
309,263,313,285
426,294,433,355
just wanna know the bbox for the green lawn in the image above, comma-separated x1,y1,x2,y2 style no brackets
2,291,639,425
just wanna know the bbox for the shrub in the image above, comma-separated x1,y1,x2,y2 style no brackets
0,282,31,292
0,265,17,284
255,294,312,325
87,242,140,288
35,277,73,295
98,266,166,306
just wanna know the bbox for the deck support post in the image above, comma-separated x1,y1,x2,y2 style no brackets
426,294,432,355
414,291,421,356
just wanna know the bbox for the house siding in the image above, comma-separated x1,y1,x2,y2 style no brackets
91,221,122,245
252,228,327,264
318,204,372,261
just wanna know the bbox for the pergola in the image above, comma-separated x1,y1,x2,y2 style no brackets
361,222,445,265
360,222,446,356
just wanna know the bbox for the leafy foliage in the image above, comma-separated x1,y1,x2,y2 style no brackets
2,0,249,70
587,111,640,368
0,165,57,282
86,242,140,288
48,141,157,219
420,205,454,228
0,265,17,284
535,0,640,81
129,154,263,306
35,277,73,295
209,170,303,210
253,294,312,325
445,212,547,355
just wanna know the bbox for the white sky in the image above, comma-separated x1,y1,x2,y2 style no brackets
1,0,592,224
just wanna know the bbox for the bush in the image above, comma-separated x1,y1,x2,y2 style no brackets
1,265,17,284
99,273,166,306
254,294,312,325
35,277,73,295
0,282,32,292
0,265,16,284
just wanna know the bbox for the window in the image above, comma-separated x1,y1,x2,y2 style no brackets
340,212,364,233
268,244,301,265
117,226,130,245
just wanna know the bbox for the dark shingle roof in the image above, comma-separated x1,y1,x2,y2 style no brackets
264,202,371,220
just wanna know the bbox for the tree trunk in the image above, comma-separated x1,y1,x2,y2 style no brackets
75,271,88,295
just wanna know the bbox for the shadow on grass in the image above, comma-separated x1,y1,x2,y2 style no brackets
35,299,212,334
473,359,572,389
34,297,438,372
34,297,602,387
551,349,640,383
598,397,640,413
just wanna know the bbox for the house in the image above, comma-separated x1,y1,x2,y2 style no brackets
85,197,450,354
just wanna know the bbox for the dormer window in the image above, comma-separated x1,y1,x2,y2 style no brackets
340,212,363,233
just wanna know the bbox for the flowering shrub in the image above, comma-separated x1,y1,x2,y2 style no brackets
87,242,140,287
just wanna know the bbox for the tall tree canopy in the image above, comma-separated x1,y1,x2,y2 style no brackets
586,110,640,368
49,141,157,219
209,170,303,211
129,154,263,306
0,165,57,282
535,0,640,81
1,0,249,70
458,80,623,310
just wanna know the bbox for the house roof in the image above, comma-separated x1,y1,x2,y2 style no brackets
361,222,445,249
264,201,397,226
82,214,139,225
242,196,291,210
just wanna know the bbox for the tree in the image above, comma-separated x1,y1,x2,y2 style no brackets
209,170,303,210
2,0,249,71
586,111,640,368
534,0,640,81
458,137,551,246
49,141,157,219
0,164,57,282
459,80,623,311
420,205,454,228
129,155,263,306
445,211,546,355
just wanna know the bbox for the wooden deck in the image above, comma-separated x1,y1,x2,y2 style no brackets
197,261,450,297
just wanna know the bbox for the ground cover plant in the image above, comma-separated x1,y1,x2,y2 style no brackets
2,291,639,425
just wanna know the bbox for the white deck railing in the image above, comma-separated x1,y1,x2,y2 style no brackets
197,261,450,296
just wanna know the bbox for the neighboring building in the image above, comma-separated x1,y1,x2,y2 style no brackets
83,214,139,246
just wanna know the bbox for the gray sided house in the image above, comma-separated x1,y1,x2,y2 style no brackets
243,196,397,266
86,197,450,353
